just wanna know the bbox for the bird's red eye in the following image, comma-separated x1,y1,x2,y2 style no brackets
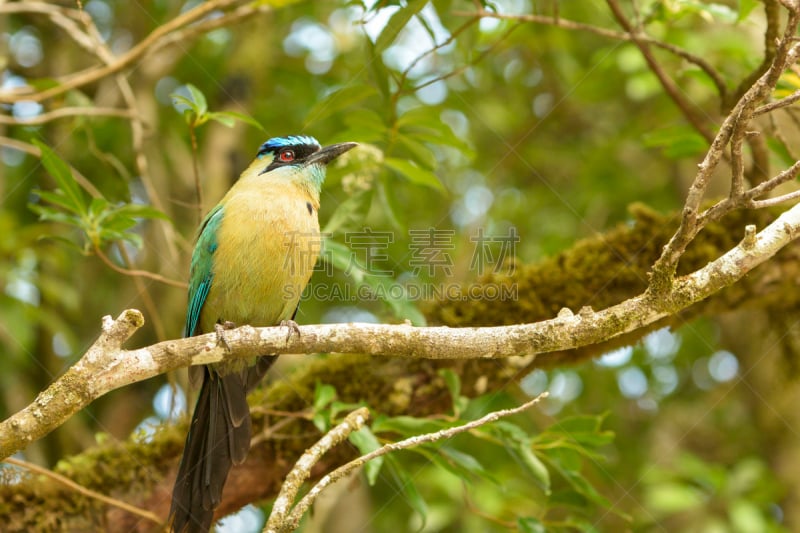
279,150,295,162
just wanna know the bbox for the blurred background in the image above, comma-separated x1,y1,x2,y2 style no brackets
2,1,798,531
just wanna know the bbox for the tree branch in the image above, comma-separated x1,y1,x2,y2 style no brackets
605,0,715,142
0,0,248,103
2,201,800,460
651,5,800,284
276,394,547,532
2,457,162,526
453,8,728,100
265,407,370,532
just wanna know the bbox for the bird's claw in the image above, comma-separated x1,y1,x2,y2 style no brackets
280,319,301,343
214,321,237,352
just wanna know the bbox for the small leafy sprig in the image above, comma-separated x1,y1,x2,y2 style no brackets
170,83,264,222
28,140,167,252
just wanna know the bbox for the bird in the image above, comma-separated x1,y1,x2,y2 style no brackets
169,135,357,533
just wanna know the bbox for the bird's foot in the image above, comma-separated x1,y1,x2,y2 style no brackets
215,320,237,352
280,319,301,343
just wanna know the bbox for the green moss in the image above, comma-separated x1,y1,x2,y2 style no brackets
424,203,773,327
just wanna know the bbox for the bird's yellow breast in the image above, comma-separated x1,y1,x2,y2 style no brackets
199,180,320,332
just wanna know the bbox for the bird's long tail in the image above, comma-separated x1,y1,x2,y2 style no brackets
169,355,275,533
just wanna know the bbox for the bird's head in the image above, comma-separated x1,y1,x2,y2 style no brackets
250,135,357,193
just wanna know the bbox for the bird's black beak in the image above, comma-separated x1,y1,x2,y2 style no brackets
306,142,358,166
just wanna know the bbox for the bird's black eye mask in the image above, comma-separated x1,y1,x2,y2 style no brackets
258,144,321,175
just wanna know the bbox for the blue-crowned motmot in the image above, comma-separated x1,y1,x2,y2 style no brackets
169,136,357,532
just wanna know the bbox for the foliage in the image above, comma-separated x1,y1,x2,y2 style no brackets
29,142,168,251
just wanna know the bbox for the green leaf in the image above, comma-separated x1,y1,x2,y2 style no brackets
547,446,583,472
28,204,81,227
374,0,429,55
413,131,474,157
207,112,235,128
343,108,388,141
738,0,759,21
349,427,384,485
208,110,265,131
397,106,448,130
517,517,547,533
33,140,87,215
306,85,378,124
554,414,614,448
551,414,604,433
643,126,707,159
396,135,437,170
369,48,391,99
439,446,491,482
729,499,767,533
767,137,796,167
112,231,143,248
376,178,405,231
514,443,551,494
560,466,612,510
372,415,450,436
88,197,110,221
385,157,445,192
559,518,600,533
385,456,428,528
101,216,138,233
396,107,474,157
644,482,706,513
185,83,208,115
322,188,374,235
33,190,82,215
313,382,337,411
322,238,370,283
170,94,196,111
481,419,532,443
438,368,463,415
110,203,170,221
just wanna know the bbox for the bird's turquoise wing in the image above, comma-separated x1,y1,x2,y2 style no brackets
184,203,224,338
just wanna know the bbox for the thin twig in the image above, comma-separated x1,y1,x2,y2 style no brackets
650,6,800,285
745,158,800,202
3,456,163,525
94,245,188,289
189,125,204,224
754,88,800,116
0,107,136,125
396,17,479,92
729,0,781,107
453,8,728,99
280,394,548,531
767,112,799,162
71,0,183,262
0,2,97,56
153,2,273,49
0,136,103,198
0,0,243,103
606,0,714,143
116,244,168,341
408,21,520,94
729,108,747,199
265,407,371,533
749,188,800,208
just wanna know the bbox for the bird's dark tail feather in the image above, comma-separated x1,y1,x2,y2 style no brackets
169,357,271,533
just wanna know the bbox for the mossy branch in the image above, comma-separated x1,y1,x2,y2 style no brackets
2,202,800,462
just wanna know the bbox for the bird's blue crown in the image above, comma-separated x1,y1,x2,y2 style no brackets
257,135,320,157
